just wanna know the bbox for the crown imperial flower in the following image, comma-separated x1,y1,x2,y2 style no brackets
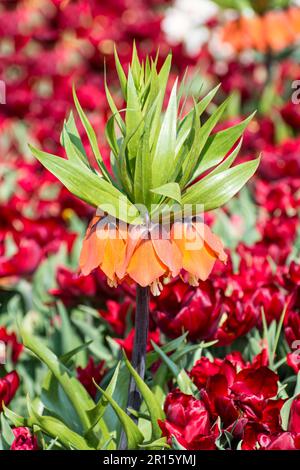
30,45,259,294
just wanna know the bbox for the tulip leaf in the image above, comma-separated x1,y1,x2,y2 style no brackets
123,351,165,440
139,437,170,450
20,326,96,433
182,157,260,211
27,399,93,450
3,405,28,428
150,341,197,396
0,414,15,448
281,372,300,431
95,385,144,450
87,362,121,430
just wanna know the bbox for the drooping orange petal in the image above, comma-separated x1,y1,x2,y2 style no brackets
151,237,182,277
172,222,217,281
79,223,108,276
116,225,147,279
126,239,167,287
101,236,126,282
194,222,227,263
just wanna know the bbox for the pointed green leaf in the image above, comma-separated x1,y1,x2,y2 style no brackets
208,137,243,177
123,352,165,440
140,437,170,449
20,326,95,433
114,45,127,98
152,79,178,187
151,182,182,204
72,85,111,181
176,84,221,153
61,111,89,168
125,67,143,162
95,385,144,450
182,157,260,211
150,341,197,396
192,112,256,178
27,400,93,450
29,145,141,224
87,363,121,430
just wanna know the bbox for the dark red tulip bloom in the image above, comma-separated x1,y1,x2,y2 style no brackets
99,299,133,336
115,328,160,360
152,279,223,341
0,371,20,411
159,390,219,450
0,327,23,363
0,239,42,279
76,357,106,399
11,427,39,451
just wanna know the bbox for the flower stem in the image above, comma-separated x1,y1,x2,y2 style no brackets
119,285,150,449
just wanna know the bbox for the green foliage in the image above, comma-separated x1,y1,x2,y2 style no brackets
30,47,259,222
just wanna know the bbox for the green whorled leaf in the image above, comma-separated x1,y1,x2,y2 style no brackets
114,45,127,98
72,86,112,182
182,157,260,211
181,96,230,176
192,112,256,179
61,111,90,168
29,145,142,224
150,341,197,396
125,67,143,162
27,399,94,450
131,41,142,89
151,182,182,204
87,362,121,430
208,137,243,177
104,79,125,134
95,385,144,450
105,114,119,158
176,84,221,153
133,108,152,205
152,79,178,188
123,351,165,440
178,104,201,188
149,54,172,150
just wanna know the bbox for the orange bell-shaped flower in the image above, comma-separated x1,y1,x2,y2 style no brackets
79,215,227,295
